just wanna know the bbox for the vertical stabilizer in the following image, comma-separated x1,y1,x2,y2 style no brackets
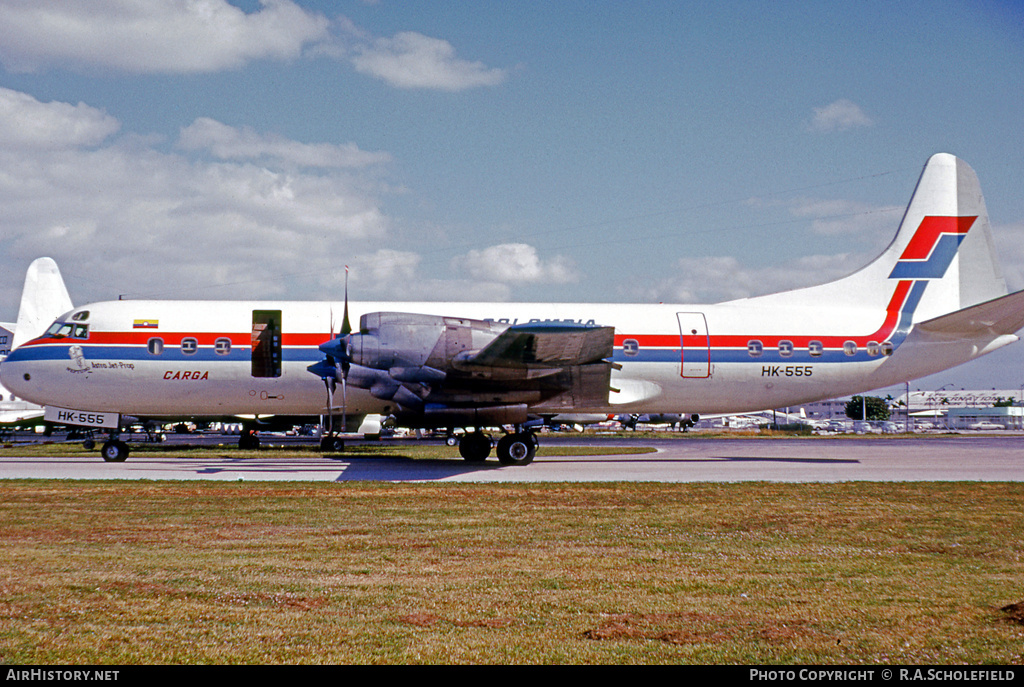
881,153,1006,321
755,154,1007,322
11,258,73,350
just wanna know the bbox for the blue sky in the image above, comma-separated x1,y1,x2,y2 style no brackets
0,0,1022,390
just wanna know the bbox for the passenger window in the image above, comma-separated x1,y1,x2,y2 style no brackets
808,340,823,357
622,339,639,357
181,338,198,355
148,338,164,355
747,340,763,357
215,338,232,355
843,341,857,356
881,341,894,356
867,341,881,356
778,340,793,357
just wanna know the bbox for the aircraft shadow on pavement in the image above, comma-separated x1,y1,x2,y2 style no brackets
719,456,860,464
179,451,504,481
329,456,504,481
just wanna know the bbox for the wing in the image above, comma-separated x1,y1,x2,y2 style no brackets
461,321,615,369
309,312,617,416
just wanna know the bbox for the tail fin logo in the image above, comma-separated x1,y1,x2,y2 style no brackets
888,216,977,279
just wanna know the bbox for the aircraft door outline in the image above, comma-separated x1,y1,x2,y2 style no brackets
677,312,711,378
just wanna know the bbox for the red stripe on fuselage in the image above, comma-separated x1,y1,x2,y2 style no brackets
24,283,916,354
29,331,329,347
613,280,914,350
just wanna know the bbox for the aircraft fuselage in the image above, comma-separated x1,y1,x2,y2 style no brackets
1,295,1000,421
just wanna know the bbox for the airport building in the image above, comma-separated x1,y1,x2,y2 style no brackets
945,406,1024,430
801,389,1024,430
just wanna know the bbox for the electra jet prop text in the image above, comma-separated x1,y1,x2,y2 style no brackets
4,154,1024,463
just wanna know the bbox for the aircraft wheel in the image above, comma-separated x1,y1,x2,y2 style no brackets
320,436,344,452
101,440,129,463
82,438,95,450
459,432,491,462
497,433,536,466
446,435,458,447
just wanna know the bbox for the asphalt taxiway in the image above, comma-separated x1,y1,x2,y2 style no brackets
1,434,1022,482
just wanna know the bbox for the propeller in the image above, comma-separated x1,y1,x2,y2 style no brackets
308,266,353,445
339,267,351,437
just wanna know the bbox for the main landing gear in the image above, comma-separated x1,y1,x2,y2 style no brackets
320,434,345,452
457,428,538,466
101,437,130,462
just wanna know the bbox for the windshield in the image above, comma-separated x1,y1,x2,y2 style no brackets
44,321,89,340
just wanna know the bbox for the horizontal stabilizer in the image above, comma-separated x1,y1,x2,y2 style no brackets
914,289,1024,339
466,322,615,368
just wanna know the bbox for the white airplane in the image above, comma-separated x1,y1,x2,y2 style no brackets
4,153,1024,465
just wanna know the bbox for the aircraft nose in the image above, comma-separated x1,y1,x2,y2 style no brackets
1,348,36,398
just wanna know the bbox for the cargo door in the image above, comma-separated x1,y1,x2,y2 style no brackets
251,310,282,378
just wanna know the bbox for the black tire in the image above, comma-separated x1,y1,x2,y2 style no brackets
238,433,260,450
459,432,491,462
82,438,95,450
497,433,536,466
320,436,344,452
101,441,129,463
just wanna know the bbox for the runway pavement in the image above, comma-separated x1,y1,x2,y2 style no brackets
1,434,1022,482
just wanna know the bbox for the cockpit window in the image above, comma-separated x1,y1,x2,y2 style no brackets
45,322,73,338
45,322,89,340
71,311,90,321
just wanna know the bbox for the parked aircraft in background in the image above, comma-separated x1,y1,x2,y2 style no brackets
0,258,72,427
0,322,43,427
4,154,1024,464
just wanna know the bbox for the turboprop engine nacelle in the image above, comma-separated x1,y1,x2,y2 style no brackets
313,312,512,410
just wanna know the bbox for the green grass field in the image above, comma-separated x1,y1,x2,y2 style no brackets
2,476,1022,664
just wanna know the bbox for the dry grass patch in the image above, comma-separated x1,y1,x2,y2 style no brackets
1,481,1022,664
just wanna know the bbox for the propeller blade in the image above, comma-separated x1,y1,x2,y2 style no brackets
340,265,352,337
324,377,334,436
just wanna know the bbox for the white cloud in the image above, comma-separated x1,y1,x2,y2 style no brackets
993,221,1024,292
0,0,329,74
318,250,513,302
786,197,902,239
453,244,578,284
0,88,395,309
350,31,507,91
0,87,547,314
178,117,391,169
0,87,119,149
650,252,866,304
808,99,873,132
0,4,510,92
